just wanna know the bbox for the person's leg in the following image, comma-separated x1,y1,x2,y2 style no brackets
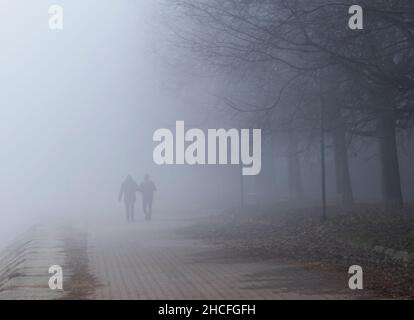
143,198,149,221
125,202,130,222
142,199,146,219
148,198,153,221
131,202,135,221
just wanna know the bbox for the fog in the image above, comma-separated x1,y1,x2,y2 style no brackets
0,3,149,241
0,0,413,300
1,1,414,251
0,1,244,248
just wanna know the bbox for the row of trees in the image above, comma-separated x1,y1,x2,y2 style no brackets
166,0,414,211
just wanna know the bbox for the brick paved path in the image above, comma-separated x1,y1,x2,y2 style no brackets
86,215,371,300
0,226,69,300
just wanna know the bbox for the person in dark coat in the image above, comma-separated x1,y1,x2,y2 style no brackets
139,174,156,221
118,174,139,222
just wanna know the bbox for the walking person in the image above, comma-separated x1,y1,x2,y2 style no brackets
139,174,156,221
118,174,139,222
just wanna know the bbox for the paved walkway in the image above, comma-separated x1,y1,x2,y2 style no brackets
86,215,371,300
0,226,68,300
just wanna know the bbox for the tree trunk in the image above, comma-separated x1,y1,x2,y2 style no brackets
287,130,304,203
378,109,403,210
260,131,278,203
332,119,354,210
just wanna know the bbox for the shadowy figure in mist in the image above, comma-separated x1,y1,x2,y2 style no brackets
118,175,139,222
139,174,156,221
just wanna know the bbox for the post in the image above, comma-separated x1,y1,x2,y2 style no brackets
320,78,327,221
240,164,245,211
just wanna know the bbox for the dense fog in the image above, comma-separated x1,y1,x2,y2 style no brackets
1,0,414,250
0,1,239,247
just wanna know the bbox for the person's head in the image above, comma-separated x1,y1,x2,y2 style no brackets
144,174,150,181
126,174,132,181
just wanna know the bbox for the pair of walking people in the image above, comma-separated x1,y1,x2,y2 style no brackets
118,174,156,222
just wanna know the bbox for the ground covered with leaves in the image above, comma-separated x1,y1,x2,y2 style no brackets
183,206,414,299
